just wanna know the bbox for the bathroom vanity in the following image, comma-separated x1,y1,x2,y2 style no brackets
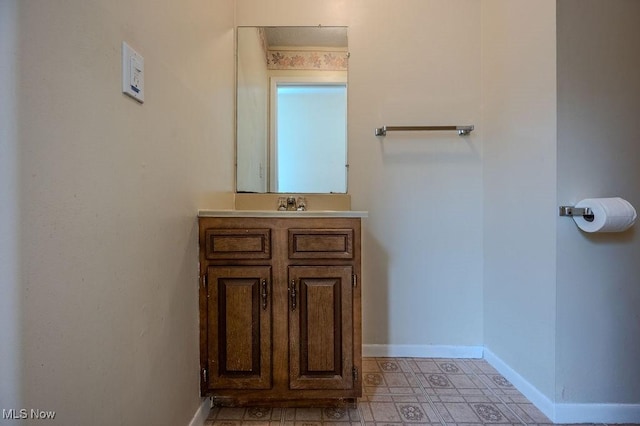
198,210,366,406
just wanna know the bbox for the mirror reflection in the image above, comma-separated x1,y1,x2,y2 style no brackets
236,26,348,193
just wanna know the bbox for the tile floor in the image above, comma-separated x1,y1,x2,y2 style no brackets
205,357,636,426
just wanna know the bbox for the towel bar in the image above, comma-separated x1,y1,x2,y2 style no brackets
375,125,474,137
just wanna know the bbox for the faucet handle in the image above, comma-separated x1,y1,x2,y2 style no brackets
296,197,307,211
277,197,287,211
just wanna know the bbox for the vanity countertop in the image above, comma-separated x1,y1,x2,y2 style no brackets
198,209,368,218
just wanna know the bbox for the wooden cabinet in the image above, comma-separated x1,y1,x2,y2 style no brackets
206,265,272,390
288,265,354,391
198,216,362,406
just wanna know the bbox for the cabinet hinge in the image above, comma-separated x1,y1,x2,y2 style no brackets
352,274,357,288
202,368,208,383
202,273,208,289
352,366,358,382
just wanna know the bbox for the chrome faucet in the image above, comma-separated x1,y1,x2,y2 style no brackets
286,197,297,211
277,196,307,211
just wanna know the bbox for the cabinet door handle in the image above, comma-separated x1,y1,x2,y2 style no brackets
261,279,268,310
290,279,297,311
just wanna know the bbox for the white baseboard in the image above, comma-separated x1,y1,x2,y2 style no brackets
188,398,210,426
363,344,484,359
483,348,555,421
484,348,640,424
554,403,640,424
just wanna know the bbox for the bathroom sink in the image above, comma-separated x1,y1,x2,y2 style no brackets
197,209,368,218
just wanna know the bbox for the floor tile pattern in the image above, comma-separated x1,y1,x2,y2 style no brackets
205,357,633,426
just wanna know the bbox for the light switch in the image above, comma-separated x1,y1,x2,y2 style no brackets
122,42,144,103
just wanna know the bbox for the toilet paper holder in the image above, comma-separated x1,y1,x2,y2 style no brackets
559,206,593,217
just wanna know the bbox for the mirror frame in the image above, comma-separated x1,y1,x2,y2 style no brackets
235,26,349,194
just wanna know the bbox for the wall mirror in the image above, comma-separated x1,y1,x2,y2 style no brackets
236,26,348,193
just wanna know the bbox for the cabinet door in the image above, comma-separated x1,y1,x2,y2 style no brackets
288,266,353,390
206,266,272,390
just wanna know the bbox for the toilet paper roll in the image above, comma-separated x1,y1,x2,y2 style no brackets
573,197,637,233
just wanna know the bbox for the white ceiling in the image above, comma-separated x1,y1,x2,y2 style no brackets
263,26,347,48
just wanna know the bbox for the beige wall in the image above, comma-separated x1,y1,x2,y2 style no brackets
9,0,234,424
236,27,268,192
557,0,640,406
482,1,640,417
481,0,558,401
348,0,484,349
0,0,21,414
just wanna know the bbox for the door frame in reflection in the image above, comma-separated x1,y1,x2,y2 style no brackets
269,76,347,193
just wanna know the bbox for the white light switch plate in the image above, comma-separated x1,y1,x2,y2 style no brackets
122,42,144,103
